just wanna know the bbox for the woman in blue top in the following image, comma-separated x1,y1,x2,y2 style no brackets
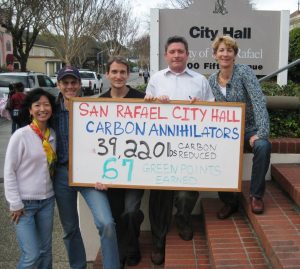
208,36,271,219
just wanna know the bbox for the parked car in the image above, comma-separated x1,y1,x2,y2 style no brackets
0,91,10,120
0,80,10,97
79,70,103,96
132,66,139,73
0,72,59,97
50,74,57,86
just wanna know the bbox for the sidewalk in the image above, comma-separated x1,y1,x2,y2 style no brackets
0,119,93,268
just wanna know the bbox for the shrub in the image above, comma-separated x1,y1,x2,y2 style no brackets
136,84,147,92
269,110,300,138
261,81,300,96
261,81,300,138
288,28,300,83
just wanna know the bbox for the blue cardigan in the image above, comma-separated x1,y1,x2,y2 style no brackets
208,64,269,139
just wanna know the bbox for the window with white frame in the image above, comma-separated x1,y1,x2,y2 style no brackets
6,40,11,52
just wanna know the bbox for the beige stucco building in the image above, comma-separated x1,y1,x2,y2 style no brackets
24,43,62,76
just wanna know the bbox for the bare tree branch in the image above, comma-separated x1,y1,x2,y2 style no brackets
43,0,115,65
95,1,139,57
131,34,150,69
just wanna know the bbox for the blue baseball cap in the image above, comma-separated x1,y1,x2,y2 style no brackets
57,66,81,81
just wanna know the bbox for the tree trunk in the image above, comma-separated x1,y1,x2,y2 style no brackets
20,57,28,72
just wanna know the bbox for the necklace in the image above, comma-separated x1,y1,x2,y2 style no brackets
218,73,231,87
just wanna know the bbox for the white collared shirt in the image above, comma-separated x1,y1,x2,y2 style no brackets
146,67,214,101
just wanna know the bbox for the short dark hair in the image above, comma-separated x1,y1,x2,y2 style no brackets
20,88,56,127
164,36,189,53
106,56,130,74
9,82,24,93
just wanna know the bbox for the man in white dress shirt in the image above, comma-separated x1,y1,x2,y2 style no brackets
145,35,214,265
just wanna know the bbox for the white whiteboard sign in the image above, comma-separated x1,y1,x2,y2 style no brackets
69,98,245,191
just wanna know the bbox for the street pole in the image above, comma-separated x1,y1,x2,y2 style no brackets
101,54,104,74
97,51,105,74
97,48,113,74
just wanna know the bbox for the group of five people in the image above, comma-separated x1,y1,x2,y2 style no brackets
4,35,271,269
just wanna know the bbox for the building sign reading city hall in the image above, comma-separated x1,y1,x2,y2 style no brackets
151,0,289,76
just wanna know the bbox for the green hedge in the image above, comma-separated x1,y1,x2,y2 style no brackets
261,81,300,97
261,81,300,138
268,110,300,138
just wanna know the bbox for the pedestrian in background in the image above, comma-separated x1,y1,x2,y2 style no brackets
143,69,150,84
4,88,56,269
7,82,25,133
208,35,271,219
99,56,145,267
53,66,120,269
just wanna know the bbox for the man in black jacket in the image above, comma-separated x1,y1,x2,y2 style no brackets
100,56,145,267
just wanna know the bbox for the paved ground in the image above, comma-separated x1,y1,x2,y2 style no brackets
0,75,145,268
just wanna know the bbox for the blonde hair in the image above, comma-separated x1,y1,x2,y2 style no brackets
212,36,239,55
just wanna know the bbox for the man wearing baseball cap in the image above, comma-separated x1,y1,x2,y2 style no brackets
53,66,120,269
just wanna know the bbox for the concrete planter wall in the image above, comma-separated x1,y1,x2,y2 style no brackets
266,96,300,110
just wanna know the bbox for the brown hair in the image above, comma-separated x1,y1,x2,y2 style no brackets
212,36,239,55
106,56,130,74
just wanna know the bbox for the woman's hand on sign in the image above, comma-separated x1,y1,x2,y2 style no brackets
156,95,170,103
249,134,259,148
95,182,108,191
10,208,24,224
